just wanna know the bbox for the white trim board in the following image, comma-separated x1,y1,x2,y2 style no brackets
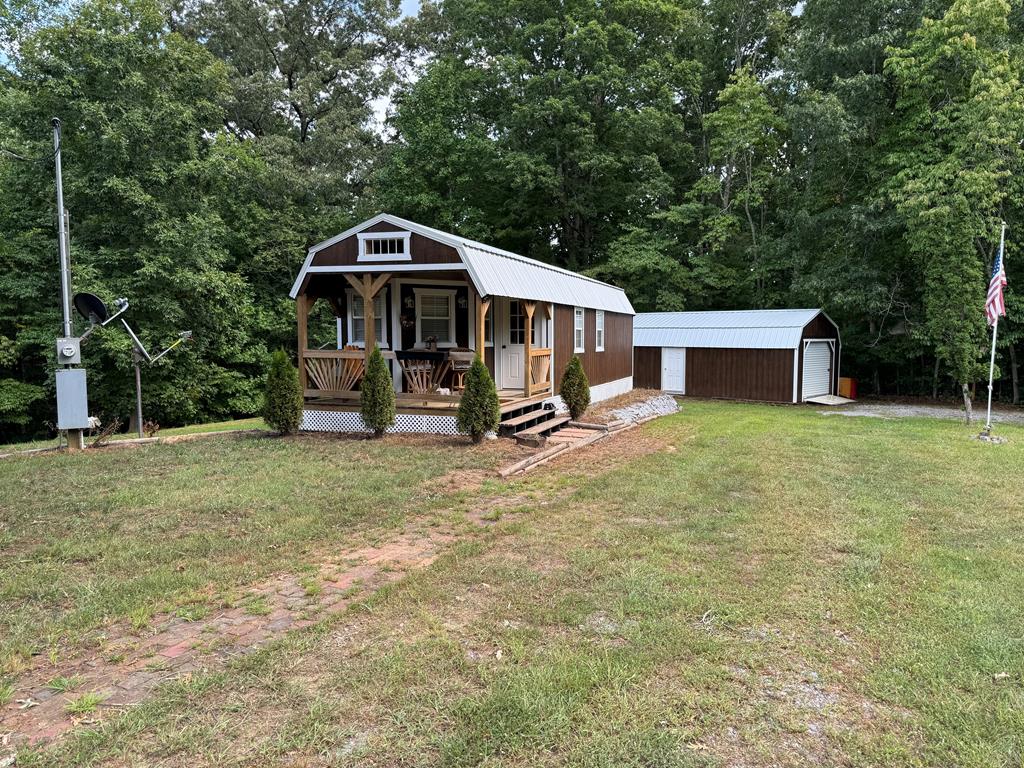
545,376,633,412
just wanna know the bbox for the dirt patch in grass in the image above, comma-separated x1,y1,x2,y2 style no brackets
582,388,664,423
539,421,671,477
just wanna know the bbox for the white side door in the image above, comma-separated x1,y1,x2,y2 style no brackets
661,347,685,394
802,340,833,399
499,298,525,390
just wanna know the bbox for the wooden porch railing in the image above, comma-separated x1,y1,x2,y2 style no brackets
303,349,365,398
527,347,552,396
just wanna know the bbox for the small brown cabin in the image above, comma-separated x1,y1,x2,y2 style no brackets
290,214,635,433
633,309,841,403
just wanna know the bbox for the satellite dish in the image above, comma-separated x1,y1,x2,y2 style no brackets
73,292,109,323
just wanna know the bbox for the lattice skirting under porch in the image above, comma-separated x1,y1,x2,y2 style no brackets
301,409,460,435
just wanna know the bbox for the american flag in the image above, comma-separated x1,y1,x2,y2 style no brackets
986,231,1007,326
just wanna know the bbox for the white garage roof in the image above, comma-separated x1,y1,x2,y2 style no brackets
634,309,834,350
293,213,635,315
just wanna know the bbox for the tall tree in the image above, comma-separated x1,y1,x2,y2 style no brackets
884,0,1024,417
171,0,402,238
0,0,273,431
375,0,702,271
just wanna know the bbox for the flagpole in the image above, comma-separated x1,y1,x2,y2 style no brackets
984,222,1007,435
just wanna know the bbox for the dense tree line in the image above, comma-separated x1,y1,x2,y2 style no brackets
1,0,1021,438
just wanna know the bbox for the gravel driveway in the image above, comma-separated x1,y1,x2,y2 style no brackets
820,402,1024,425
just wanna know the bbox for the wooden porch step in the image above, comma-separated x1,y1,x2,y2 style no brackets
499,393,551,415
515,414,570,440
499,406,552,430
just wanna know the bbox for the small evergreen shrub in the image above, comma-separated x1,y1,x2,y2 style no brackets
560,355,590,420
263,349,303,435
457,356,500,443
361,346,396,438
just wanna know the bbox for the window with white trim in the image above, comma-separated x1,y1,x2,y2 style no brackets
347,290,387,348
357,231,412,262
573,307,585,352
595,310,605,352
415,289,456,346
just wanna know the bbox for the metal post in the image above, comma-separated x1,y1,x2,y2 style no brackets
983,222,1007,435
54,117,85,451
134,349,144,438
53,119,72,338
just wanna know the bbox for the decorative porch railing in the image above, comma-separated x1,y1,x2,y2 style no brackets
303,349,367,397
528,347,552,396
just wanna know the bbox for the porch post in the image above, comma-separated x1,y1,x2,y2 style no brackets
296,294,309,391
476,297,491,360
524,301,536,397
362,274,375,362
345,273,392,363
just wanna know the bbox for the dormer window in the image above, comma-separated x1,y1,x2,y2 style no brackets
357,231,412,262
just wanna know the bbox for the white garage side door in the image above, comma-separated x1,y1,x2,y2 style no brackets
661,348,685,394
802,341,832,400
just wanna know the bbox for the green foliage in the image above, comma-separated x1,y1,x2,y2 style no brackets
262,349,302,435
883,0,1024,406
0,378,45,429
2,0,1024,433
456,356,500,443
559,356,590,421
360,346,395,438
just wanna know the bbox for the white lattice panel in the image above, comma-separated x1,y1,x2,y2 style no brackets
302,409,460,435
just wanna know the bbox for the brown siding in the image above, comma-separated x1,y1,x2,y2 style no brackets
797,313,841,401
685,348,794,402
553,305,633,392
633,347,662,389
310,220,461,267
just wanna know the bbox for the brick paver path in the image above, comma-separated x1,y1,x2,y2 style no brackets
0,532,451,749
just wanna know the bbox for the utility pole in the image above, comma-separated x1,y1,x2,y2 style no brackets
52,117,89,451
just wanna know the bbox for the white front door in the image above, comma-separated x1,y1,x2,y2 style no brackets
662,347,685,393
499,298,526,390
802,340,833,400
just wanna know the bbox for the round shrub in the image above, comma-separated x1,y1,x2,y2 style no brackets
457,356,500,443
263,349,303,435
361,346,396,438
559,355,590,420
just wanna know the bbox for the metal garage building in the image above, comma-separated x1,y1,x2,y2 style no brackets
633,309,841,403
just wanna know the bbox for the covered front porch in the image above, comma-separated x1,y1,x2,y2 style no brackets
295,270,556,417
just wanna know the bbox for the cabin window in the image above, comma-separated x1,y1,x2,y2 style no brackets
574,307,585,352
348,290,387,348
595,310,605,352
357,231,412,262
509,300,525,345
415,289,456,346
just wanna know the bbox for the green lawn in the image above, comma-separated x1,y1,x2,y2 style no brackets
0,432,517,674
1,416,269,452
9,402,1024,767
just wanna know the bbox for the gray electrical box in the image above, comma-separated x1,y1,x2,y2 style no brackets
56,368,90,429
56,337,81,365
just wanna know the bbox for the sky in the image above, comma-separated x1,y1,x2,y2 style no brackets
400,0,420,17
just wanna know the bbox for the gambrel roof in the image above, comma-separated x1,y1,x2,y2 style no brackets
634,309,838,349
290,213,635,315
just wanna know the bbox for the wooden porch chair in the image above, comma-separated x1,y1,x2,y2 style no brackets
449,350,476,391
402,359,434,393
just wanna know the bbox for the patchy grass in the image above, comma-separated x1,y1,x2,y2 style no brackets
45,676,83,694
63,692,105,716
14,402,1024,767
0,432,521,673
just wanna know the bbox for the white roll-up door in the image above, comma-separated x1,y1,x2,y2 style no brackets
802,341,832,400
661,348,685,394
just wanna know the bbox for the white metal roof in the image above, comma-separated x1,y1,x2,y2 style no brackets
634,309,835,349
292,213,634,314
